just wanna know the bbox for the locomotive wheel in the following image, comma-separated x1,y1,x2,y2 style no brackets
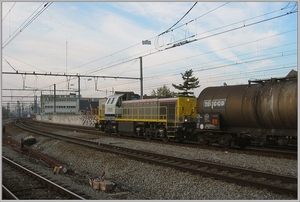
162,136,169,142
239,143,246,149
144,132,152,140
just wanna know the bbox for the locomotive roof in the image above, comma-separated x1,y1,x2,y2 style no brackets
122,97,179,104
107,93,125,99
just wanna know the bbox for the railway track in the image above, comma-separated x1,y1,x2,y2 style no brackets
2,156,86,200
23,119,297,160
14,120,298,198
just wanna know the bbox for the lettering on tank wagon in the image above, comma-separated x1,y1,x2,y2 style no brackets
203,99,226,110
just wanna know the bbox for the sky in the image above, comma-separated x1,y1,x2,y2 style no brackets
1,1,298,108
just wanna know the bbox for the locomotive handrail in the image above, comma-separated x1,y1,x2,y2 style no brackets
98,108,105,119
116,106,168,122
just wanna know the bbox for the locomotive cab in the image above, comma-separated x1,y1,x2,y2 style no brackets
96,91,139,132
104,94,123,120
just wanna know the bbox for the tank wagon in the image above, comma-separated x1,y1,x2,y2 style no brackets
96,91,197,142
196,76,297,148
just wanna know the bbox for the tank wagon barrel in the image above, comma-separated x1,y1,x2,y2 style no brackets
196,76,297,147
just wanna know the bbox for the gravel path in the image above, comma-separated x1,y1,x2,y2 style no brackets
2,124,298,200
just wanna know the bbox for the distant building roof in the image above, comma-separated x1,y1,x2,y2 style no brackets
286,69,297,78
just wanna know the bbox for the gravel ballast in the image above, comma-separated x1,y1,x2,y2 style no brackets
2,126,298,200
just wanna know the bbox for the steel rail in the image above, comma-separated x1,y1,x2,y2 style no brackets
16,120,298,198
2,156,86,200
23,119,298,159
2,185,18,200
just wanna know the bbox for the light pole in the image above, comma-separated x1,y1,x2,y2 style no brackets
141,40,151,99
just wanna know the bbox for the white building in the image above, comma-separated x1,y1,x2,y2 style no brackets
41,93,106,115
41,94,77,115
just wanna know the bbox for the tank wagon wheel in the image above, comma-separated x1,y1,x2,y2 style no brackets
219,134,232,149
197,133,209,145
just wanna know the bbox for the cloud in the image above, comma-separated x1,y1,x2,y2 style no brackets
1,2,297,100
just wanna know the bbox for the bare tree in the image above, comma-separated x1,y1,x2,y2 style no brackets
151,84,175,98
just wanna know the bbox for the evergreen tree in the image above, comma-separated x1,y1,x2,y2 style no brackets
172,69,200,97
151,84,175,98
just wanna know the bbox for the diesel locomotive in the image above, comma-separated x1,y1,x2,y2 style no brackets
95,75,297,148
96,92,197,142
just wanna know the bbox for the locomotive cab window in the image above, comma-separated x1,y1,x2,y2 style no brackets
116,97,122,107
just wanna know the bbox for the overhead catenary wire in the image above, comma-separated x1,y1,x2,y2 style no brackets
154,2,229,50
157,2,230,38
2,2,17,21
70,2,203,73
2,3,297,98
95,49,296,91
69,2,199,72
162,9,297,50
3,57,18,72
130,29,297,74
81,9,296,77
2,2,52,49
97,65,295,96
118,39,297,79
91,52,297,94
3,2,294,77
158,2,198,36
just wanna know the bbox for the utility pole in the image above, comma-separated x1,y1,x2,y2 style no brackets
54,84,56,114
40,91,43,115
7,103,10,118
78,76,81,114
34,95,37,114
140,57,143,100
